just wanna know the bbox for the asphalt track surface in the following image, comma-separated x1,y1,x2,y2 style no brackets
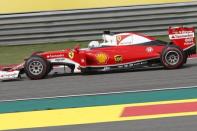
1,59,197,101
1,59,197,131
18,115,197,131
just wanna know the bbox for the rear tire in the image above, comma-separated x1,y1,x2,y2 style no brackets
161,46,185,69
25,56,50,80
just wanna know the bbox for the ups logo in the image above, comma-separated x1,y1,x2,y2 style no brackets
114,55,123,63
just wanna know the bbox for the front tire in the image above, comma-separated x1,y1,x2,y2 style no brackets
25,56,49,80
161,46,185,69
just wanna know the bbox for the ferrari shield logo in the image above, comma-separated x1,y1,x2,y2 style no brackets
68,51,74,59
96,53,108,64
114,55,123,63
117,36,122,42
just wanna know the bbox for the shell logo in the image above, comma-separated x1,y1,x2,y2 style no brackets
96,53,108,64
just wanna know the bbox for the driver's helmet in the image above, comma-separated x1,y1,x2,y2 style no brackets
88,41,100,48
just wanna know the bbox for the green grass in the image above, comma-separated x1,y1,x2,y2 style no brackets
0,41,88,65
0,35,196,65
155,35,170,42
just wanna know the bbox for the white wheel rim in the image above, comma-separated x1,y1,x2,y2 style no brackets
28,61,43,75
165,51,180,65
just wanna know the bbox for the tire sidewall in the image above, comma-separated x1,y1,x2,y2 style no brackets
25,56,48,80
161,46,184,69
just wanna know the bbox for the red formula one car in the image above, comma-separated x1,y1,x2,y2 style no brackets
0,27,196,80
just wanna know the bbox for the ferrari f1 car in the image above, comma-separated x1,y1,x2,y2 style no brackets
0,26,196,80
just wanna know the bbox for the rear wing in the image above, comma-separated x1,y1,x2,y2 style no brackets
168,27,196,54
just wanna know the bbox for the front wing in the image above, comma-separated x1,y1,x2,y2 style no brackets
0,70,20,81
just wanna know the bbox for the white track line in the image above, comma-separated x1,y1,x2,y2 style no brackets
0,85,197,102
1,57,197,102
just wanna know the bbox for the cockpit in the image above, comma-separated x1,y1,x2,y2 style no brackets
88,32,154,48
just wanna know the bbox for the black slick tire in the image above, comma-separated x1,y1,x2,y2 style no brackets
24,56,49,80
161,46,185,69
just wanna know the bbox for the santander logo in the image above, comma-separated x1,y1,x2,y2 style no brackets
47,54,64,59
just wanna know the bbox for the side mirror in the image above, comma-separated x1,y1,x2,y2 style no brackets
74,44,80,53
